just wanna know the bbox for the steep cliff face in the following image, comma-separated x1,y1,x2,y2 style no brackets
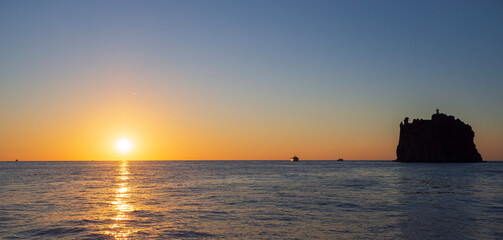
396,111,482,162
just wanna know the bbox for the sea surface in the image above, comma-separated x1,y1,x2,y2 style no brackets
0,161,502,239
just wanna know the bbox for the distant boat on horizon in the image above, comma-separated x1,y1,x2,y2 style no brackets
15,159,18,162
290,156,299,162
337,158,343,161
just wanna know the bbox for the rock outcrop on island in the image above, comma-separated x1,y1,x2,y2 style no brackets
396,110,482,162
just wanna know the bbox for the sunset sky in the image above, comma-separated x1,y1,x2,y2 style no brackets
1,0,502,160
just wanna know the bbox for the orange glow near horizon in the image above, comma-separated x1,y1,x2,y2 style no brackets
0,71,500,161
0,117,498,160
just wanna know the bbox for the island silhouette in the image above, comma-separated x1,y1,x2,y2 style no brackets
396,109,483,162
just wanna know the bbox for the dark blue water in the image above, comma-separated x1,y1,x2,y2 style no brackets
0,161,502,239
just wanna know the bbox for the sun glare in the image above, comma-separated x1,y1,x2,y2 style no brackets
116,138,133,154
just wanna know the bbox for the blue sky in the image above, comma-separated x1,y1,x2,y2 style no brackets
1,0,502,160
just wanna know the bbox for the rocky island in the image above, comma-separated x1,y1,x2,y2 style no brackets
396,109,483,162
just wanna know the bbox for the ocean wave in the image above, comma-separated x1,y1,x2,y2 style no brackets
21,226,88,237
161,229,215,238
80,233,115,240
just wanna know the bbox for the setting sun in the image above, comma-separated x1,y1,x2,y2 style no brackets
115,138,133,154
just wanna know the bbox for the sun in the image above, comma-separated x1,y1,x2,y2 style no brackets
116,138,133,154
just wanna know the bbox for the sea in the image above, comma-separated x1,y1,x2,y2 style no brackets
0,161,502,240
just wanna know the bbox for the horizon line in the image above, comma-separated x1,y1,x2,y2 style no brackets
2,159,501,162
4,159,393,161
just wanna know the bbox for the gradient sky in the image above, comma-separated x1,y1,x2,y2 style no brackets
1,0,502,160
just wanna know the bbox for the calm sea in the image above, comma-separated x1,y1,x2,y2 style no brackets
0,161,501,239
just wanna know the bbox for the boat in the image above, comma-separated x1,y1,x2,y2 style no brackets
337,158,343,161
290,156,299,162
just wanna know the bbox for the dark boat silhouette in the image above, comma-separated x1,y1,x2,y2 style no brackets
290,156,299,162
337,158,343,161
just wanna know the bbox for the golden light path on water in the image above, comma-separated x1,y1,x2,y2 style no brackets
105,161,136,239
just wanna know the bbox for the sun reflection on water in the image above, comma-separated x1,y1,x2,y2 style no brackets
104,161,137,239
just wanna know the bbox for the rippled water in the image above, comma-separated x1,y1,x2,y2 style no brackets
0,161,502,239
